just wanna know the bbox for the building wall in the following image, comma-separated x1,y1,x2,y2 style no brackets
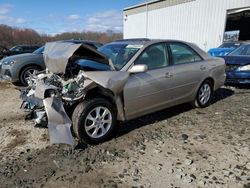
124,12,147,38
124,0,250,51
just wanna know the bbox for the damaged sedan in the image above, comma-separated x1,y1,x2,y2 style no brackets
20,39,226,145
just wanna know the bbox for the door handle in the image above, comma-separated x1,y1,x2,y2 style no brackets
165,72,173,78
200,65,206,70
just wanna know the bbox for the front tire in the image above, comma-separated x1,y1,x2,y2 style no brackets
72,98,117,145
193,80,212,108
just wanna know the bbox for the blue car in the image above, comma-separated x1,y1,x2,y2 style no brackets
208,42,242,57
221,43,250,85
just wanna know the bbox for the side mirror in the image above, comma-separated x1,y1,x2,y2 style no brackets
129,64,148,73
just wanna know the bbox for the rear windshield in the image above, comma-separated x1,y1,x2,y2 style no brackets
229,44,250,56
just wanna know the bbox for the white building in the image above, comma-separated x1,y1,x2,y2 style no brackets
123,0,250,51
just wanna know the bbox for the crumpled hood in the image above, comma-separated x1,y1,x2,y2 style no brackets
43,41,110,74
82,71,130,95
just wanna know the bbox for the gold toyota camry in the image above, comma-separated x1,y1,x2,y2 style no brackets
20,39,226,145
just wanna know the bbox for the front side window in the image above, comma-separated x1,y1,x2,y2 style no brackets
135,43,169,70
23,46,31,51
169,43,202,65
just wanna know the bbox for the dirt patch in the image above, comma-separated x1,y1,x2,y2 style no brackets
3,136,27,151
2,129,29,151
0,81,250,188
0,81,12,90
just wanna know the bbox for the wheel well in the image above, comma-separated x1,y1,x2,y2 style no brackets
85,87,116,108
19,64,43,79
204,77,214,90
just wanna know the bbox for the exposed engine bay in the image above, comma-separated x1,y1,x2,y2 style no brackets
20,41,129,146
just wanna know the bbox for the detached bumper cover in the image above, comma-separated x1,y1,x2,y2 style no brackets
44,97,74,146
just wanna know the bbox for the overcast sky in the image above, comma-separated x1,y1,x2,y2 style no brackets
0,0,146,35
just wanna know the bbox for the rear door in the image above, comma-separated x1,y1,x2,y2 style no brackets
167,42,206,102
124,43,175,119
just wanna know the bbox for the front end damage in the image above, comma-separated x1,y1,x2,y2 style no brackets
20,41,129,146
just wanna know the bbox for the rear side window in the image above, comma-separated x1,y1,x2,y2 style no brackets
23,46,31,51
135,43,169,70
30,46,38,51
169,43,202,65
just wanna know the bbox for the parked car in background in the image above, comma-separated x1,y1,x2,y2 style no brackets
221,43,250,85
208,41,243,57
0,46,45,85
20,39,226,145
0,46,9,59
0,45,40,60
0,40,102,86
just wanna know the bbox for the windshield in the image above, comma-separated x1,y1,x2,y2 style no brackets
229,44,250,56
219,42,241,48
98,43,142,70
33,46,45,54
9,46,22,51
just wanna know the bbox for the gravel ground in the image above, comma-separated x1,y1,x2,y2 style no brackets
0,81,249,188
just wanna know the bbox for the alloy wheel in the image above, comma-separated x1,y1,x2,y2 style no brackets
84,106,112,139
23,68,38,83
198,83,211,105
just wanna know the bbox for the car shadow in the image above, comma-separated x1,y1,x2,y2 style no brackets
210,87,234,104
12,81,24,87
116,103,192,137
115,87,234,138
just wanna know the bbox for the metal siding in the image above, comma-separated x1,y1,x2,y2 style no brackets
124,0,250,50
124,0,195,15
123,12,147,39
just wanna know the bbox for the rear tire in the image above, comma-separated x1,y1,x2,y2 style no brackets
193,80,212,108
72,98,117,145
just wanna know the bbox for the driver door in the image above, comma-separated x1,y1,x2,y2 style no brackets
123,43,174,120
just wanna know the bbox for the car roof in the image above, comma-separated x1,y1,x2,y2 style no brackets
109,38,195,46
106,39,207,57
106,39,149,46
13,45,40,47
223,41,250,44
238,42,250,45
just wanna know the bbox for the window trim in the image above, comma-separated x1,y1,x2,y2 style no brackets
167,42,204,66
